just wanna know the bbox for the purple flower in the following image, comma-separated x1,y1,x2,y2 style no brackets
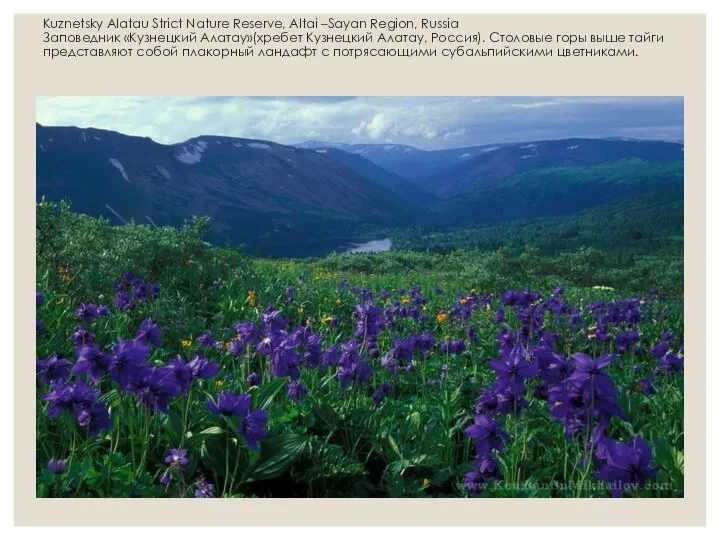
109,339,151,389
616,331,640,354
494,309,505,324
567,352,617,396
440,339,466,356
167,357,194,395
187,356,221,380
247,372,262,387
595,436,659,497
381,337,415,374
71,345,109,384
270,341,301,381
47,458,68,475
287,381,308,403
262,308,289,333
463,415,510,457
353,303,382,341
128,367,181,414
97,305,110,317
638,379,655,395
165,448,189,467
194,480,215,498
235,322,261,348
547,385,572,420
414,332,436,354
75,303,98,323
473,456,501,481
285,286,295,304
659,353,684,374
196,332,214,348
71,327,96,348
240,409,269,451
207,392,252,417
36,291,45,307
36,354,72,385
161,447,188,488
43,379,99,418
135,318,162,347
464,470,486,495
476,387,524,416
651,341,670,358
76,401,113,436
113,291,135,311
488,348,539,396
372,382,393,405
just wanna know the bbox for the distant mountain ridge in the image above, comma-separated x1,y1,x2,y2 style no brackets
304,147,437,206
430,159,684,226
37,125,684,257
415,137,684,198
36,124,418,255
295,140,513,179
295,138,683,193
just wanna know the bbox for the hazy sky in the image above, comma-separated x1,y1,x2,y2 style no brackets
36,96,683,150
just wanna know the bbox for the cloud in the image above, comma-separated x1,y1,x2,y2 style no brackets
35,96,684,150
366,113,389,138
511,101,560,109
443,128,467,141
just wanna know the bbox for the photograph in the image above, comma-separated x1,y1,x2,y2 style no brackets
34,95,685,499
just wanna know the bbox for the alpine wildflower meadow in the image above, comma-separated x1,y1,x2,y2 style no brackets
35,201,684,498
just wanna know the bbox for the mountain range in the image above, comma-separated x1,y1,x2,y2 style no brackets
36,123,684,257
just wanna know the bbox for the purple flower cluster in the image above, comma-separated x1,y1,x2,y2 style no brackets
43,379,113,435
75,303,110,323
463,415,507,494
206,392,268,450
112,272,160,311
39,310,225,441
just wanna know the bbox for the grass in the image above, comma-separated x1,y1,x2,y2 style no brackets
35,202,684,498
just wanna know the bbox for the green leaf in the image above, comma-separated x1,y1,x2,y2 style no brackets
252,377,289,410
245,433,310,482
387,435,403,459
187,425,225,447
200,432,248,480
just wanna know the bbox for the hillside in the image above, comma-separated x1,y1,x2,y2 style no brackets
296,140,512,180
430,159,683,226
393,185,683,258
309,147,437,207
37,126,685,258
416,138,684,198
36,124,418,255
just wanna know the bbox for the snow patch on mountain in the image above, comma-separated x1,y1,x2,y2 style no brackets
105,204,128,224
175,141,208,164
155,165,171,179
566,145,579,150
248,142,271,150
109,158,130,183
